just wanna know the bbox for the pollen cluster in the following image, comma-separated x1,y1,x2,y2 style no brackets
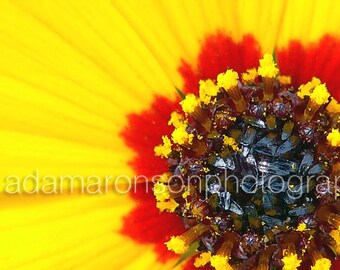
154,54,340,269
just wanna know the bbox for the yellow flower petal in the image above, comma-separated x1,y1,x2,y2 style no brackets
0,193,178,270
0,1,339,269
277,0,340,47
0,0,182,186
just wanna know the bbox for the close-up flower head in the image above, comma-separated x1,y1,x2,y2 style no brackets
1,0,340,270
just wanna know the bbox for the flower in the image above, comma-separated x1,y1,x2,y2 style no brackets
0,1,340,270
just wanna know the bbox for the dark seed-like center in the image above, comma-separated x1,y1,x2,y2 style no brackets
169,84,338,247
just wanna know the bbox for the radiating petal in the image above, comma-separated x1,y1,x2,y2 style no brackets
0,0,183,181
112,0,286,81
277,0,340,47
0,193,178,270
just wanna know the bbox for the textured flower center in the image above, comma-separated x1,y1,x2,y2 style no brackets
154,54,340,269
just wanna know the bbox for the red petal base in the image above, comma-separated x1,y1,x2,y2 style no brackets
179,34,261,94
120,96,184,262
277,35,340,100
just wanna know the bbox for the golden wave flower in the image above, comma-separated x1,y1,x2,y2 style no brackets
0,0,340,269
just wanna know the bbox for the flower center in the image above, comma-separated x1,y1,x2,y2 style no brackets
154,54,340,269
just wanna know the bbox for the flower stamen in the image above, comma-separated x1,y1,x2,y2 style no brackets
217,69,247,112
329,228,340,255
257,53,279,101
154,136,172,158
199,79,220,105
156,199,179,212
165,224,210,254
302,83,330,122
168,111,185,128
327,128,340,147
308,240,332,270
194,252,211,268
282,244,302,270
242,68,258,85
181,94,212,131
171,123,194,146
210,232,237,270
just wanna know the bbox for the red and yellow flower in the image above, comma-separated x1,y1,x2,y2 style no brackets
0,0,340,269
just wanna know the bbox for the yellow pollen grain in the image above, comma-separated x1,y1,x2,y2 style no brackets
311,258,332,270
278,75,292,85
327,128,340,147
168,111,185,128
153,182,170,202
223,136,240,152
298,77,321,98
241,68,258,85
165,236,188,254
282,253,302,270
199,79,220,105
172,124,194,145
258,53,279,78
194,252,211,268
154,135,172,158
327,99,340,113
180,93,200,114
329,229,340,254
297,223,307,232
156,199,179,213
182,190,190,199
217,69,239,90
210,255,232,270
310,83,330,105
